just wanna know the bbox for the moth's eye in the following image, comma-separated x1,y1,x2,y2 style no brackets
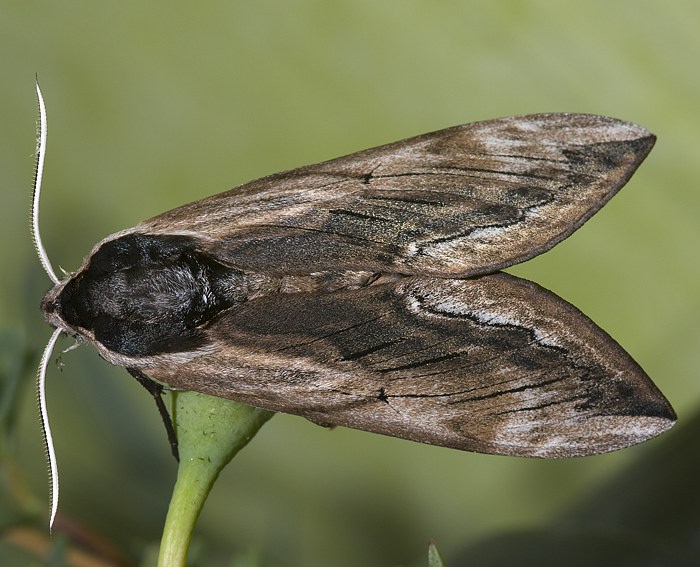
40,295,59,316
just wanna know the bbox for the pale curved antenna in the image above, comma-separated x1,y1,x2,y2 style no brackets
37,328,62,531
33,80,62,530
32,79,59,285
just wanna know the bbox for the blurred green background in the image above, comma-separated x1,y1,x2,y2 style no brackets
1,1,699,566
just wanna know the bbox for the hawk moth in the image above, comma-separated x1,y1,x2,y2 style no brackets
32,84,675,528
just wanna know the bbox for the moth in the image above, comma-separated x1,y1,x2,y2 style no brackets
32,83,675,529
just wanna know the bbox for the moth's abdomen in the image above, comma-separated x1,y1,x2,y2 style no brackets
53,233,248,357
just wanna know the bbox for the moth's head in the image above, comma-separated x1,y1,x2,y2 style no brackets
40,231,247,361
40,278,77,338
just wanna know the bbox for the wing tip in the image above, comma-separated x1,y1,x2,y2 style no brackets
492,112,656,149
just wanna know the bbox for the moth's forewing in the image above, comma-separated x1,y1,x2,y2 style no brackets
145,272,674,458
141,114,655,278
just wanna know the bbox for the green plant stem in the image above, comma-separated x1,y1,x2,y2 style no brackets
157,391,273,567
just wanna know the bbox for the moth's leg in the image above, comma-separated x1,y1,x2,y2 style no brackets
126,368,179,461
161,385,187,392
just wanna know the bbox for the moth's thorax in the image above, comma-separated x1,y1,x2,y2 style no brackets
42,232,250,358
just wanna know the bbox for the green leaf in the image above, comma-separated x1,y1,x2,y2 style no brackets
0,332,33,457
0,332,43,528
428,541,446,567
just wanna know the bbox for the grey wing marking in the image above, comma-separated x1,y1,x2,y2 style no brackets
141,114,655,277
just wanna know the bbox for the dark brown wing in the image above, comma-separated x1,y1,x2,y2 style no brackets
140,114,655,277
147,272,675,457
